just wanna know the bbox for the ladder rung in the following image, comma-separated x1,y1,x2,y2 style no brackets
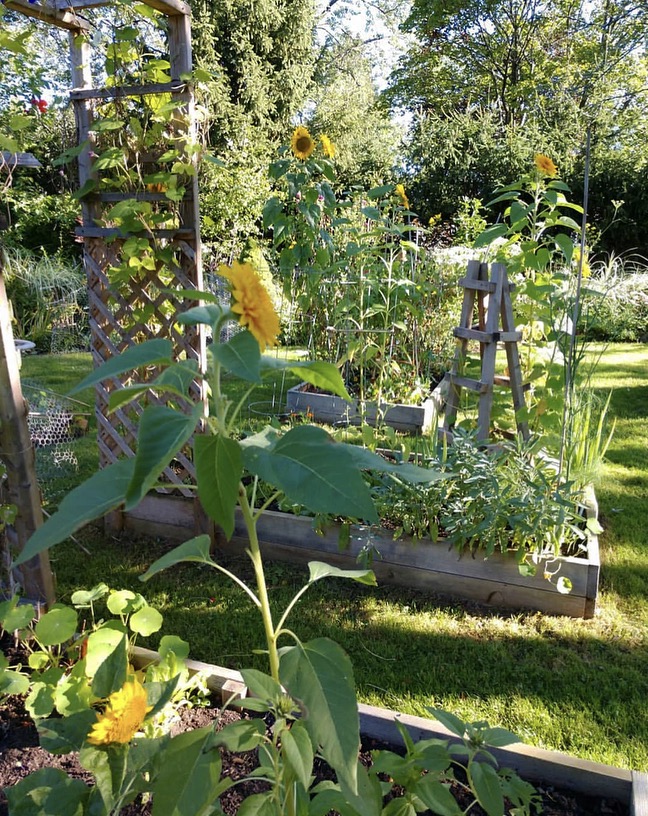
446,374,490,394
498,331,522,342
493,376,531,392
458,277,496,293
454,327,498,343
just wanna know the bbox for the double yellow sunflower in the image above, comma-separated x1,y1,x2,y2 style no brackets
87,678,152,746
220,260,280,350
534,153,558,178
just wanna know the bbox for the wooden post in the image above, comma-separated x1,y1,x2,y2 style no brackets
0,260,56,606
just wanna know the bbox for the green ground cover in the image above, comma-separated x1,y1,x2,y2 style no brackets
18,344,648,772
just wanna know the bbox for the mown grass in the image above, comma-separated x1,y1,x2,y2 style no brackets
18,344,648,772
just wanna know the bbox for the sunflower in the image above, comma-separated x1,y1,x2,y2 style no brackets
394,183,409,209
220,260,280,350
291,126,315,160
534,154,558,177
87,678,152,746
320,134,335,159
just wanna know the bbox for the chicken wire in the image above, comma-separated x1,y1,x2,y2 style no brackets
22,382,91,502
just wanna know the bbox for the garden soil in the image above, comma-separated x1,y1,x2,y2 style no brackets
0,690,629,816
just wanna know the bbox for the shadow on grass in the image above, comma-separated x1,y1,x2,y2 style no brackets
50,529,648,768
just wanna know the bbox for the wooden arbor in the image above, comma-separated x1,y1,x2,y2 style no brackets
4,0,206,490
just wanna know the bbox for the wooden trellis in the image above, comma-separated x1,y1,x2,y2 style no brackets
442,260,530,443
5,0,206,493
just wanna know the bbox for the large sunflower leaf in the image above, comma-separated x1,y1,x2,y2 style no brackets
13,459,135,567
125,404,202,510
241,425,377,522
69,339,173,394
195,434,242,539
280,638,360,795
212,330,262,383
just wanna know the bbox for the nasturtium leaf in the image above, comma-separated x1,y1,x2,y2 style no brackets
125,403,202,509
71,584,110,607
0,669,30,696
556,576,573,594
280,638,360,795
6,767,89,816
0,597,35,631
13,458,135,567
107,590,145,615
129,607,163,636
35,605,78,647
518,563,536,578
212,330,262,383
140,535,213,582
158,635,189,661
195,434,242,539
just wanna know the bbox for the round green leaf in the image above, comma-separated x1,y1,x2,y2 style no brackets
129,606,163,636
28,651,50,670
159,635,189,661
71,584,109,607
0,600,35,632
34,606,78,647
107,590,146,615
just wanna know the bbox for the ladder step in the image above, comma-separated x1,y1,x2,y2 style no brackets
458,277,517,294
445,373,490,394
493,376,532,392
455,327,522,343
454,327,498,343
458,277,496,293
76,226,196,239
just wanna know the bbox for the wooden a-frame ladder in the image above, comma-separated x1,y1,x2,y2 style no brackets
442,260,530,443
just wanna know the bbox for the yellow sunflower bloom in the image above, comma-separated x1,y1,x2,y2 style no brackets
320,134,335,159
87,678,152,746
291,126,315,160
534,154,558,177
394,183,409,209
220,260,280,350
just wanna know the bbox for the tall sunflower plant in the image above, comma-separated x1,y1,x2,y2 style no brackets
11,261,451,815
471,154,593,451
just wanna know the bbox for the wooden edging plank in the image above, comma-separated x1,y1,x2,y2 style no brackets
357,703,634,804
633,771,648,816
125,647,642,808
129,645,247,706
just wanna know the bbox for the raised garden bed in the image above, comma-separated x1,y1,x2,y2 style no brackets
114,494,600,619
285,380,446,432
126,649,645,814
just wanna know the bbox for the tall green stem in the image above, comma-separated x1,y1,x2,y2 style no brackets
238,488,280,682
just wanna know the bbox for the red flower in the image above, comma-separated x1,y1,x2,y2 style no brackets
31,98,48,114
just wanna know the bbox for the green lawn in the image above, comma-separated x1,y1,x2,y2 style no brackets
18,343,648,772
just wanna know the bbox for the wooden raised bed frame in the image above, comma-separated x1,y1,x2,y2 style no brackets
115,493,600,619
128,647,647,814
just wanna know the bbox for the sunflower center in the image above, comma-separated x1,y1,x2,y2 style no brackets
296,136,311,153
